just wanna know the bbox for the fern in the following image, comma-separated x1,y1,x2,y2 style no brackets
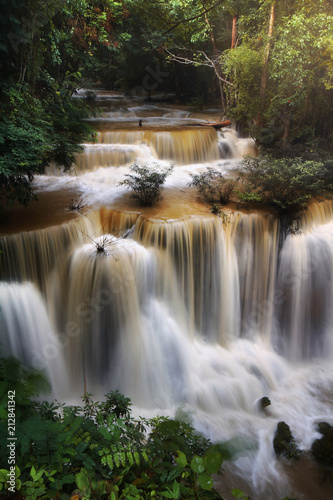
119,451,126,466
127,451,134,466
99,445,149,471
82,455,96,469
106,455,113,469
134,451,140,466
113,453,120,468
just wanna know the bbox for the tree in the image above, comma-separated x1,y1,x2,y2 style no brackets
0,0,127,209
222,0,333,146
236,154,333,225
119,162,173,206
268,9,333,145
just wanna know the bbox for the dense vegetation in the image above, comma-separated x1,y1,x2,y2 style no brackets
0,357,229,499
0,357,300,500
1,0,332,207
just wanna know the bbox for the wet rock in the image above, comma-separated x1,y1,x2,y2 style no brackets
259,396,271,410
273,421,293,455
311,422,333,466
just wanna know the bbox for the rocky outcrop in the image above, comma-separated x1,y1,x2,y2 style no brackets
311,422,333,466
273,421,293,455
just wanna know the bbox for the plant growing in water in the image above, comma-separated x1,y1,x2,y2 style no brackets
235,154,333,222
81,226,126,257
68,193,86,211
189,168,238,206
119,162,174,206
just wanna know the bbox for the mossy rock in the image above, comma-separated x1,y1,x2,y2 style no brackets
273,421,293,455
311,422,333,466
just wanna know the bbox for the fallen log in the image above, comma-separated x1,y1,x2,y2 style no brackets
187,120,231,129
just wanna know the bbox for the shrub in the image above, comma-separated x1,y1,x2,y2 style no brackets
189,168,238,205
119,162,173,206
236,154,333,220
0,356,224,499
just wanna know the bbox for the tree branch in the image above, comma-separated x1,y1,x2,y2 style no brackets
162,0,226,36
164,47,234,86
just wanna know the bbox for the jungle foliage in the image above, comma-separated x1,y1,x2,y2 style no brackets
1,0,332,207
0,0,128,207
236,154,333,219
0,356,227,499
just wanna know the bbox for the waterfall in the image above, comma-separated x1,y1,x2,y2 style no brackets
96,128,220,164
2,205,331,399
0,282,68,399
1,96,333,499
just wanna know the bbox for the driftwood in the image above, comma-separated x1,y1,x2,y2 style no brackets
188,120,231,129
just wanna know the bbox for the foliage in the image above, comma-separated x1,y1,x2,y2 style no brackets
189,168,238,205
0,355,225,499
231,489,251,500
119,162,174,206
223,44,262,122
222,1,333,145
0,0,128,208
236,154,333,221
266,10,333,144
0,81,95,207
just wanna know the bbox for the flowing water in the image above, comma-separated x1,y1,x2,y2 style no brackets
1,90,333,499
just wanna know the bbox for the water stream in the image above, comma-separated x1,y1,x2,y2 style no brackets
1,90,333,499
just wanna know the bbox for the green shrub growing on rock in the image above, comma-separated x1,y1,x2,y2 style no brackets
119,162,173,206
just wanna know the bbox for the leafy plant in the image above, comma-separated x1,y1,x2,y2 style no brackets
119,162,173,206
236,154,333,223
231,489,251,500
0,354,300,499
189,168,239,206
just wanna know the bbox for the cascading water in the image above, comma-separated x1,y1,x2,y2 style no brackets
1,91,333,499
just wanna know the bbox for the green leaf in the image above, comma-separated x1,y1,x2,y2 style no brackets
167,466,182,482
15,466,21,479
203,451,223,474
30,465,36,480
172,480,180,498
198,472,213,490
231,488,249,498
174,451,187,468
0,470,8,483
75,469,90,491
160,491,176,499
190,455,205,474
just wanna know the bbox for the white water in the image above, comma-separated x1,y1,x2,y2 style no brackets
1,92,333,499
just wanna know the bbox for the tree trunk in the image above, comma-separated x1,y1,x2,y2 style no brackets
258,2,275,124
282,117,290,147
204,12,226,111
231,15,238,49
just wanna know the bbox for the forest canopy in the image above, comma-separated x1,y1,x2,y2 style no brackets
0,0,332,206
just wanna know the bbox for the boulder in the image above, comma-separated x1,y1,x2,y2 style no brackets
311,422,333,466
273,421,293,455
259,396,271,410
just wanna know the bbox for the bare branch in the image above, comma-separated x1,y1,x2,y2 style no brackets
164,47,234,87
